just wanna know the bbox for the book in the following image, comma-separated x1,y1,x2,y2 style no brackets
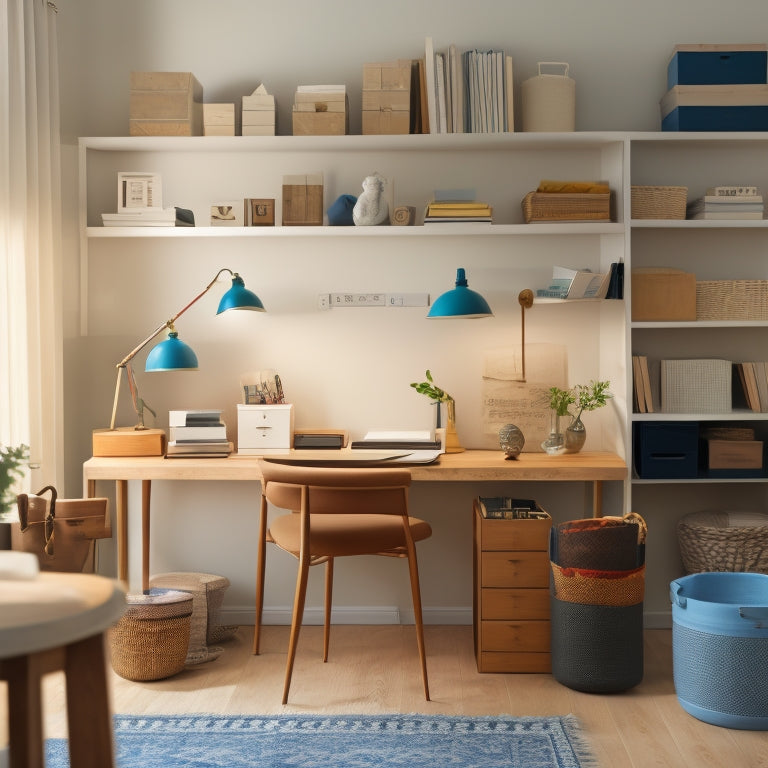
169,409,223,427
632,355,646,413
550,266,610,300
166,440,233,457
706,185,759,197
169,424,227,442
639,355,654,413
689,211,763,220
424,36,438,135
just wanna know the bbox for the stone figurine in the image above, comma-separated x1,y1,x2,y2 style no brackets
352,173,389,225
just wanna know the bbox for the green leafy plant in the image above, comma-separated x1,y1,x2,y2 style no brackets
410,369,453,403
548,380,612,420
548,386,575,417
0,444,30,514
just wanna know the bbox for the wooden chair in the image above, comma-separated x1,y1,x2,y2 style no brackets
253,458,432,704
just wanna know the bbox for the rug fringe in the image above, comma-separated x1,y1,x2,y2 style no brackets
562,714,600,768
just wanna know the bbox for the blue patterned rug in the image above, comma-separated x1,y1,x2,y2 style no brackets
46,714,597,768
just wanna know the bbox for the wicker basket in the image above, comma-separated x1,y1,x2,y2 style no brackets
109,588,192,681
631,185,687,219
522,191,610,222
677,510,768,574
696,280,768,321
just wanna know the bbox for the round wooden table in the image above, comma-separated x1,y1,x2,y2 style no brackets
0,567,126,768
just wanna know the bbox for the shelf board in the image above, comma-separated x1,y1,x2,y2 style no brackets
632,320,768,328
631,218,768,229
631,411,767,421
632,476,768,484
87,222,625,238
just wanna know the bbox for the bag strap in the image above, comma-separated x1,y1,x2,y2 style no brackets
32,485,58,555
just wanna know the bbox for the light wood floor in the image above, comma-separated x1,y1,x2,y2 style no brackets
2,626,766,767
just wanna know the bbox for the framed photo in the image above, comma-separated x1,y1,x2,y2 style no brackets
117,172,162,212
248,198,275,226
210,201,245,226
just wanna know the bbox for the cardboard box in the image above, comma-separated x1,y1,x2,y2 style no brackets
631,269,696,321
707,439,763,469
667,44,768,89
92,427,166,457
282,174,323,225
203,103,235,136
362,60,411,136
129,71,203,136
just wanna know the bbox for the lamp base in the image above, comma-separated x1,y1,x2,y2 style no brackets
92,427,167,457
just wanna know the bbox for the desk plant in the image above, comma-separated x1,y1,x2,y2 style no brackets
1,443,29,518
410,370,464,453
542,380,612,454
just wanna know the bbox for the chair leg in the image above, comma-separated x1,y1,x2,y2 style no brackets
323,558,334,662
283,554,311,705
406,550,430,701
253,496,269,655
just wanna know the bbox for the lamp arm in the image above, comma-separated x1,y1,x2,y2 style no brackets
108,268,237,430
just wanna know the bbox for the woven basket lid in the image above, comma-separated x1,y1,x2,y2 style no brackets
124,587,193,620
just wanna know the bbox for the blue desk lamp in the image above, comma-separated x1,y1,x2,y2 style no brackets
107,268,265,433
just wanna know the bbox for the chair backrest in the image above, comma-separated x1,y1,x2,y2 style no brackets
258,459,411,516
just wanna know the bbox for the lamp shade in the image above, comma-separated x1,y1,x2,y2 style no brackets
427,268,494,318
145,330,199,371
217,274,265,314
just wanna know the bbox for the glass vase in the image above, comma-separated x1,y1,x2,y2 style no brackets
541,411,566,455
565,414,587,453
443,399,465,453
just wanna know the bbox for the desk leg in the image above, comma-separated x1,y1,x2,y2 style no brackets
592,480,603,518
3,654,45,768
142,480,151,594
116,480,128,585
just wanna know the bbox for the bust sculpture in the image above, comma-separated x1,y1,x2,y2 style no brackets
352,173,389,226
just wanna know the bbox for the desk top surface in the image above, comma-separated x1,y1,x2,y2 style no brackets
83,449,627,483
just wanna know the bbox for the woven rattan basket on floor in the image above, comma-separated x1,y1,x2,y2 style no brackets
631,185,687,219
677,510,768,574
109,588,193,681
696,280,768,321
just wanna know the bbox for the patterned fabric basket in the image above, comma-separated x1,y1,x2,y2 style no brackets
550,563,646,606
677,510,768,574
696,280,768,321
631,185,687,219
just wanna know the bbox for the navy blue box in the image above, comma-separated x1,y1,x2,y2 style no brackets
668,47,768,89
635,422,699,479
662,105,768,131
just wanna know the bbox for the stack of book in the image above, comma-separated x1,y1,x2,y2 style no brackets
631,355,655,413
166,409,232,457
686,186,764,220
423,195,493,224
101,207,177,227
735,362,768,412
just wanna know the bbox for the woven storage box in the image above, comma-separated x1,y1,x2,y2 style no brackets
631,185,687,219
149,571,237,664
696,280,768,321
671,572,768,729
660,358,732,413
521,191,610,222
677,510,768,574
109,588,192,681
550,597,644,693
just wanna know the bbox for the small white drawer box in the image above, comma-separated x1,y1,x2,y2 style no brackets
237,404,294,454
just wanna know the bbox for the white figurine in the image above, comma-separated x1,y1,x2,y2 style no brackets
352,173,389,226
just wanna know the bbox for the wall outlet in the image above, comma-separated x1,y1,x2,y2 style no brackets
318,293,331,310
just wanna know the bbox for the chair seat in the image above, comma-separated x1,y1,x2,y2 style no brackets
270,513,432,557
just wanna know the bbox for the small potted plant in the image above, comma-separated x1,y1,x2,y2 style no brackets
410,370,464,453
1,443,29,518
542,380,612,454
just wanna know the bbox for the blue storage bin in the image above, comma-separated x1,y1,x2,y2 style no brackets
670,572,768,730
634,422,698,479
668,48,768,89
662,106,768,132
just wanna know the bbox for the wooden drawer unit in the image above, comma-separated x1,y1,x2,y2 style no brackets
473,500,552,673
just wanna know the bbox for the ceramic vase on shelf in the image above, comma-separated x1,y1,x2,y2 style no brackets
565,414,587,453
541,411,566,455
443,399,465,454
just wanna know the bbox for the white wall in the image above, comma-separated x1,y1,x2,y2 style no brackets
58,0,768,625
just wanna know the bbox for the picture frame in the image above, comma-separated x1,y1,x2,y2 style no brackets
210,201,245,226
117,172,162,212
248,198,275,226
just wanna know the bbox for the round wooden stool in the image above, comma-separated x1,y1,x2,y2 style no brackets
0,552,126,768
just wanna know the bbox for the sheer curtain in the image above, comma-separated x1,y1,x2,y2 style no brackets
1,0,63,492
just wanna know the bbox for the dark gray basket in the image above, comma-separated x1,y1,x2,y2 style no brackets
550,596,644,693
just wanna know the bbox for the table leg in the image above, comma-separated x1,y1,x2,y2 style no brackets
141,480,151,593
65,634,115,768
592,480,603,517
115,480,128,584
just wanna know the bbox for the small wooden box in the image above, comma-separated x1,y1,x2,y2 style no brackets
362,61,411,135
242,90,276,136
631,269,696,321
282,174,323,226
292,92,348,135
203,103,235,136
92,427,166,457
707,440,764,469
129,72,203,136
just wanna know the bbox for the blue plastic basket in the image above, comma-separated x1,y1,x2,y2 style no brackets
670,572,768,729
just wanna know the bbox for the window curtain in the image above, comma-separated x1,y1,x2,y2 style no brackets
1,0,63,492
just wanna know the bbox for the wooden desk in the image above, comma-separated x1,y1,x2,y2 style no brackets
83,450,626,592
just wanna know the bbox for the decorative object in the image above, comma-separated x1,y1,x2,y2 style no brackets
203,103,235,136
117,171,162,212
327,193,357,225
282,173,323,226
391,204,415,225
521,62,576,132
247,198,275,226
353,172,390,225
93,268,264,458
0,444,29,516
543,380,612,454
362,60,412,135
410,369,464,453
46,714,597,768
242,84,276,136
210,202,245,226
499,423,525,459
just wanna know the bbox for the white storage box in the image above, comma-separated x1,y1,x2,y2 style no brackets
237,404,293,454
661,359,732,413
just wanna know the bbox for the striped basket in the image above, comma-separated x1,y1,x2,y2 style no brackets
522,191,610,222
550,563,646,606
696,280,768,321
631,185,687,219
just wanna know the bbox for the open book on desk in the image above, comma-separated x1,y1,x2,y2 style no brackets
350,430,443,451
